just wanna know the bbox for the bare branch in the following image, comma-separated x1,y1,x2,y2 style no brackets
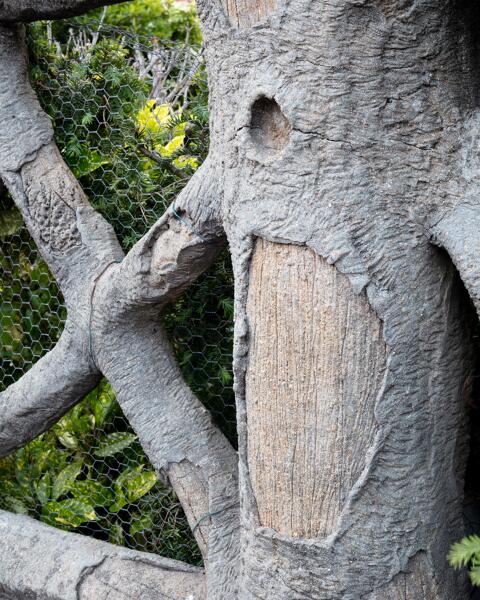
0,321,100,457
0,23,239,589
87,159,239,592
112,157,225,310
0,1,130,23
0,25,124,307
429,201,480,315
0,510,206,600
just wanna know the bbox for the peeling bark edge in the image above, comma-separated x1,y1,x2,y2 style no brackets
0,510,206,600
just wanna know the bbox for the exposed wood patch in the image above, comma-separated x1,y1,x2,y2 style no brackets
223,0,277,28
246,239,386,538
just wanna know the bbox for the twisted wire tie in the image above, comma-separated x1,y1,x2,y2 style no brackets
192,501,239,533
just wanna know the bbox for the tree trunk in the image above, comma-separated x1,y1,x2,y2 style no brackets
201,0,479,597
2,0,480,598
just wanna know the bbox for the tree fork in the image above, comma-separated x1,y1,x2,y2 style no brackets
1,0,480,598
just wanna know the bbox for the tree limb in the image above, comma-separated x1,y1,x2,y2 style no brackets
92,160,239,595
0,321,101,457
0,23,240,592
0,25,124,308
0,1,130,23
429,201,480,315
0,510,206,599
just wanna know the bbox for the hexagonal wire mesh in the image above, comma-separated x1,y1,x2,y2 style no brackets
0,17,235,566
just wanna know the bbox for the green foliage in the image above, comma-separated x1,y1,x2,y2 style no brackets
449,535,480,586
77,0,201,44
0,381,201,563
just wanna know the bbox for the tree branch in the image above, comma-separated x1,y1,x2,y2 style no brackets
0,510,206,599
92,160,239,594
0,321,100,457
0,25,124,308
0,1,130,23
429,201,480,316
0,23,240,591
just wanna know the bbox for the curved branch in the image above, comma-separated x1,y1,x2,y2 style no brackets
0,25,124,308
0,510,205,600
114,157,225,309
429,201,480,315
92,161,239,595
0,1,130,23
0,321,100,457
0,22,239,591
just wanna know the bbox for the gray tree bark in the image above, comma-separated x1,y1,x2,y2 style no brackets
1,0,479,598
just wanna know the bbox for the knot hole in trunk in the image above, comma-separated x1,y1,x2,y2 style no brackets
249,97,291,155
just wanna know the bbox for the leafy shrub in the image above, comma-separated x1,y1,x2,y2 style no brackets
0,380,201,563
449,535,480,587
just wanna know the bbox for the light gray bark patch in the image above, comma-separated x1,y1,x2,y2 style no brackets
0,25,52,173
0,511,206,600
221,0,277,29
245,238,386,539
78,556,206,600
365,551,440,600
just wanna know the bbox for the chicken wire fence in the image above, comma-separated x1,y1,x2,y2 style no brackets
0,19,235,566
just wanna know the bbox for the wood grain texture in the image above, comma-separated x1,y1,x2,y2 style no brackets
223,0,277,28
246,239,386,537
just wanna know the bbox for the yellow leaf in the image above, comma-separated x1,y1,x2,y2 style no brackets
160,134,185,157
137,100,171,133
173,156,199,170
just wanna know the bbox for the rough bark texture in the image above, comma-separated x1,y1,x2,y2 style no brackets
246,238,386,539
0,510,206,600
1,0,480,598
0,22,239,600
200,0,478,597
0,322,100,456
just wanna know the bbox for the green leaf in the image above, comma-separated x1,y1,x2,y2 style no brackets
108,485,128,513
89,385,116,427
118,467,157,504
130,514,153,537
14,448,31,493
36,472,51,505
449,535,480,569
56,430,78,450
471,565,480,587
94,432,137,458
4,495,30,515
71,480,113,507
219,366,232,385
51,461,83,501
42,498,97,528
